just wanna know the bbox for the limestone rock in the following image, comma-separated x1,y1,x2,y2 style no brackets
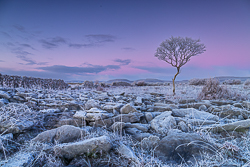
145,112,162,122
90,112,143,128
242,101,250,110
117,144,139,164
155,129,210,162
73,108,114,121
120,104,137,114
179,98,196,104
178,121,188,132
1,152,34,167
54,135,111,159
0,91,10,99
125,123,150,132
84,99,100,110
153,103,177,112
150,111,176,135
55,118,86,127
204,119,250,132
110,122,126,131
32,125,87,144
172,108,219,121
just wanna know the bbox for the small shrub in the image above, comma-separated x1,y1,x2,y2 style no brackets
136,81,147,86
223,79,241,85
83,81,94,88
96,86,104,91
198,78,231,100
244,79,250,86
189,78,207,85
100,82,106,87
111,82,131,87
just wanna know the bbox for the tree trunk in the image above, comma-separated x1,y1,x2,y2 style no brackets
172,67,180,96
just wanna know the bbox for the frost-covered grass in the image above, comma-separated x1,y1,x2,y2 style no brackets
1,83,250,166
105,83,250,102
3,126,250,167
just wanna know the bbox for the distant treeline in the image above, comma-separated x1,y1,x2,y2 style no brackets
0,73,68,90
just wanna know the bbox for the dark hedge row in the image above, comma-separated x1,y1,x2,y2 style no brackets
0,73,68,90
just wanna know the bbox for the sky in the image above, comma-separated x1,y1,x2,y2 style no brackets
0,0,249,81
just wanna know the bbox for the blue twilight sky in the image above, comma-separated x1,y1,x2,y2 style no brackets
0,0,249,81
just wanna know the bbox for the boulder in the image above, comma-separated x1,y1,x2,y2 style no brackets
0,120,34,134
32,125,87,144
120,104,138,114
73,108,114,121
135,96,143,105
155,129,211,162
55,118,86,127
102,103,123,113
125,123,150,132
153,103,177,112
210,100,233,106
54,135,111,159
175,117,217,127
0,99,4,107
1,152,34,167
90,112,144,128
125,127,151,141
242,101,250,110
110,122,126,132
0,91,10,99
203,119,250,132
73,110,87,118
84,99,100,110
172,108,219,121
117,144,139,164
178,121,188,132
145,112,162,122
179,98,196,104
150,111,176,135
199,104,207,111
218,105,250,119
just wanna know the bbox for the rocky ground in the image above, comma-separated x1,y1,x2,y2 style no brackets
0,81,250,167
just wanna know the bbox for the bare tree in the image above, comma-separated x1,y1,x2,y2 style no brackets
155,36,206,95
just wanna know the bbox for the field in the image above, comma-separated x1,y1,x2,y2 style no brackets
1,78,250,167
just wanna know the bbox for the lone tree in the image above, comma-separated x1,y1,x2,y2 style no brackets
155,36,206,95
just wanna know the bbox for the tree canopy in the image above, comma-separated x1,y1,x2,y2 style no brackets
155,36,206,68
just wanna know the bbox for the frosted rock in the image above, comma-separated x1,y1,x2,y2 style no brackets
32,125,87,144
125,123,150,132
84,99,100,110
155,129,209,162
0,91,10,99
120,104,138,114
117,144,139,164
204,119,250,132
145,112,162,122
150,111,176,135
172,108,219,121
54,136,111,159
1,152,34,167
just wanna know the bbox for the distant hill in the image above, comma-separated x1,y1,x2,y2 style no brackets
214,76,250,82
106,78,171,84
106,79,133,84
135,78,169,83
66,80,84,83
67,76,250,84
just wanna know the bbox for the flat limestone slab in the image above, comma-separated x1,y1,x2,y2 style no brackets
203,119,250,132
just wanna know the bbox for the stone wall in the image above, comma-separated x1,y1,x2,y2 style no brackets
0,73,68,90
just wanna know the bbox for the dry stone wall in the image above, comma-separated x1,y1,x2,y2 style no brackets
0,73,68,90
